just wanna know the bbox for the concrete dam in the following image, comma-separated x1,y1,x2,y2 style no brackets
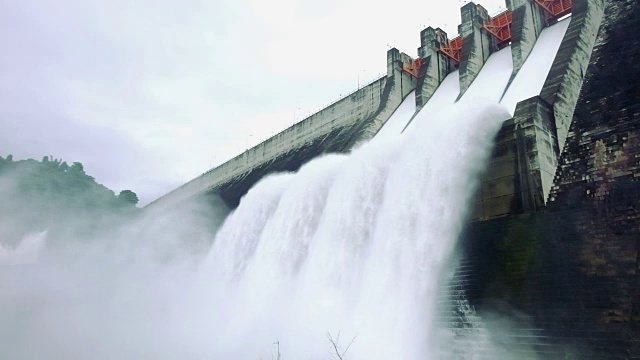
148,0,640,357
148,0,590,217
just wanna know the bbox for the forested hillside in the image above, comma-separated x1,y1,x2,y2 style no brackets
0,155,139,247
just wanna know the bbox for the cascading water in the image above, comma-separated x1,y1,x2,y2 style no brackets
0,101,511,360
205,99,510,359
0,18,573,359
5,21,574,356
0,100,513,360
209,20,569,358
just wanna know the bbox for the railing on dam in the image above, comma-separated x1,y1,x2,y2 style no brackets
200,74,386,178
145,74,393,210
294,74,387,126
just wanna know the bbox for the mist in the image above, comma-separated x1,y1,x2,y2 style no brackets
0,100,542,360
0,163,230,359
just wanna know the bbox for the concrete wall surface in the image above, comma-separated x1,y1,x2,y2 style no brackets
540,0,606,152
472,96,558,220
459,1,640,357
458,2,493,96
148,0,605,219
473,0,605,220
417,27,453,109
147,49,416,210
509,0,547,74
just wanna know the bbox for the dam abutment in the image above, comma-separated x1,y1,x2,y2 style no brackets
540,0,606,151
474,0,606,221
463,0,640,357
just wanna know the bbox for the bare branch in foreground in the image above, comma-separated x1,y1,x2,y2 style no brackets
326,332,356,360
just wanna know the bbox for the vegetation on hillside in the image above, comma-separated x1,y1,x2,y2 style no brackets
0,154,140,247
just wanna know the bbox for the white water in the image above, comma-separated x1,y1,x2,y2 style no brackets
0,231,46,266
501,17,571,114
375,90,416,138
383,19,569,139
0,20,573,360
204,99,510,359
461,46,514,104
198,22,570,355
381,47,513,139
0,97,504,358
0,100,508,360
403,70,461,133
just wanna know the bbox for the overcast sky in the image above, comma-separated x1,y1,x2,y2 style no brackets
0,0,507,205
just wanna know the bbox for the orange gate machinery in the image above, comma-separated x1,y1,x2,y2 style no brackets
404,0,571,76
532,0,572,20
402,58,425,78
440,37,464,65
484,10,513,47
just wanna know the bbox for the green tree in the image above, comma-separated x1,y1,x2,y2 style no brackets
0,154,142,247
70,162,84,173
118,190,139,206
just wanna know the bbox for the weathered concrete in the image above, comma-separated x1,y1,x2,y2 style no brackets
508,0,547,74
150,0,603,215
143,0,636,355
472,0,605,221
462,1,640,357
416,27,452,108
458,2,492,97
146,48,416,210
473,96,558,220
540,0,606,152
514,97,559,208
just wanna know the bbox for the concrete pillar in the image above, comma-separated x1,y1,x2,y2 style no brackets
362,47,417,139
415,27,452,108
387,47,402,77
385,48,417,100
512,96,559,208
539,0,606,152
458,2,492,96
473,96,558,220
508,0,547,74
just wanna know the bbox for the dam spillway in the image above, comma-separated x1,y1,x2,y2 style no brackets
146,0,640,357
146,1,585,216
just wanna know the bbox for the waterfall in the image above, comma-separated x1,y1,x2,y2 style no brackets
0,17,574,359
0,100,510,360
205,99,510,359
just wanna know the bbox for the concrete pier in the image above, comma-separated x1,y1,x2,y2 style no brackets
508,0,547,74
472,0,606,221
458,2,493,96
415,27,453,108
473,96,558,220
540,0,606,152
